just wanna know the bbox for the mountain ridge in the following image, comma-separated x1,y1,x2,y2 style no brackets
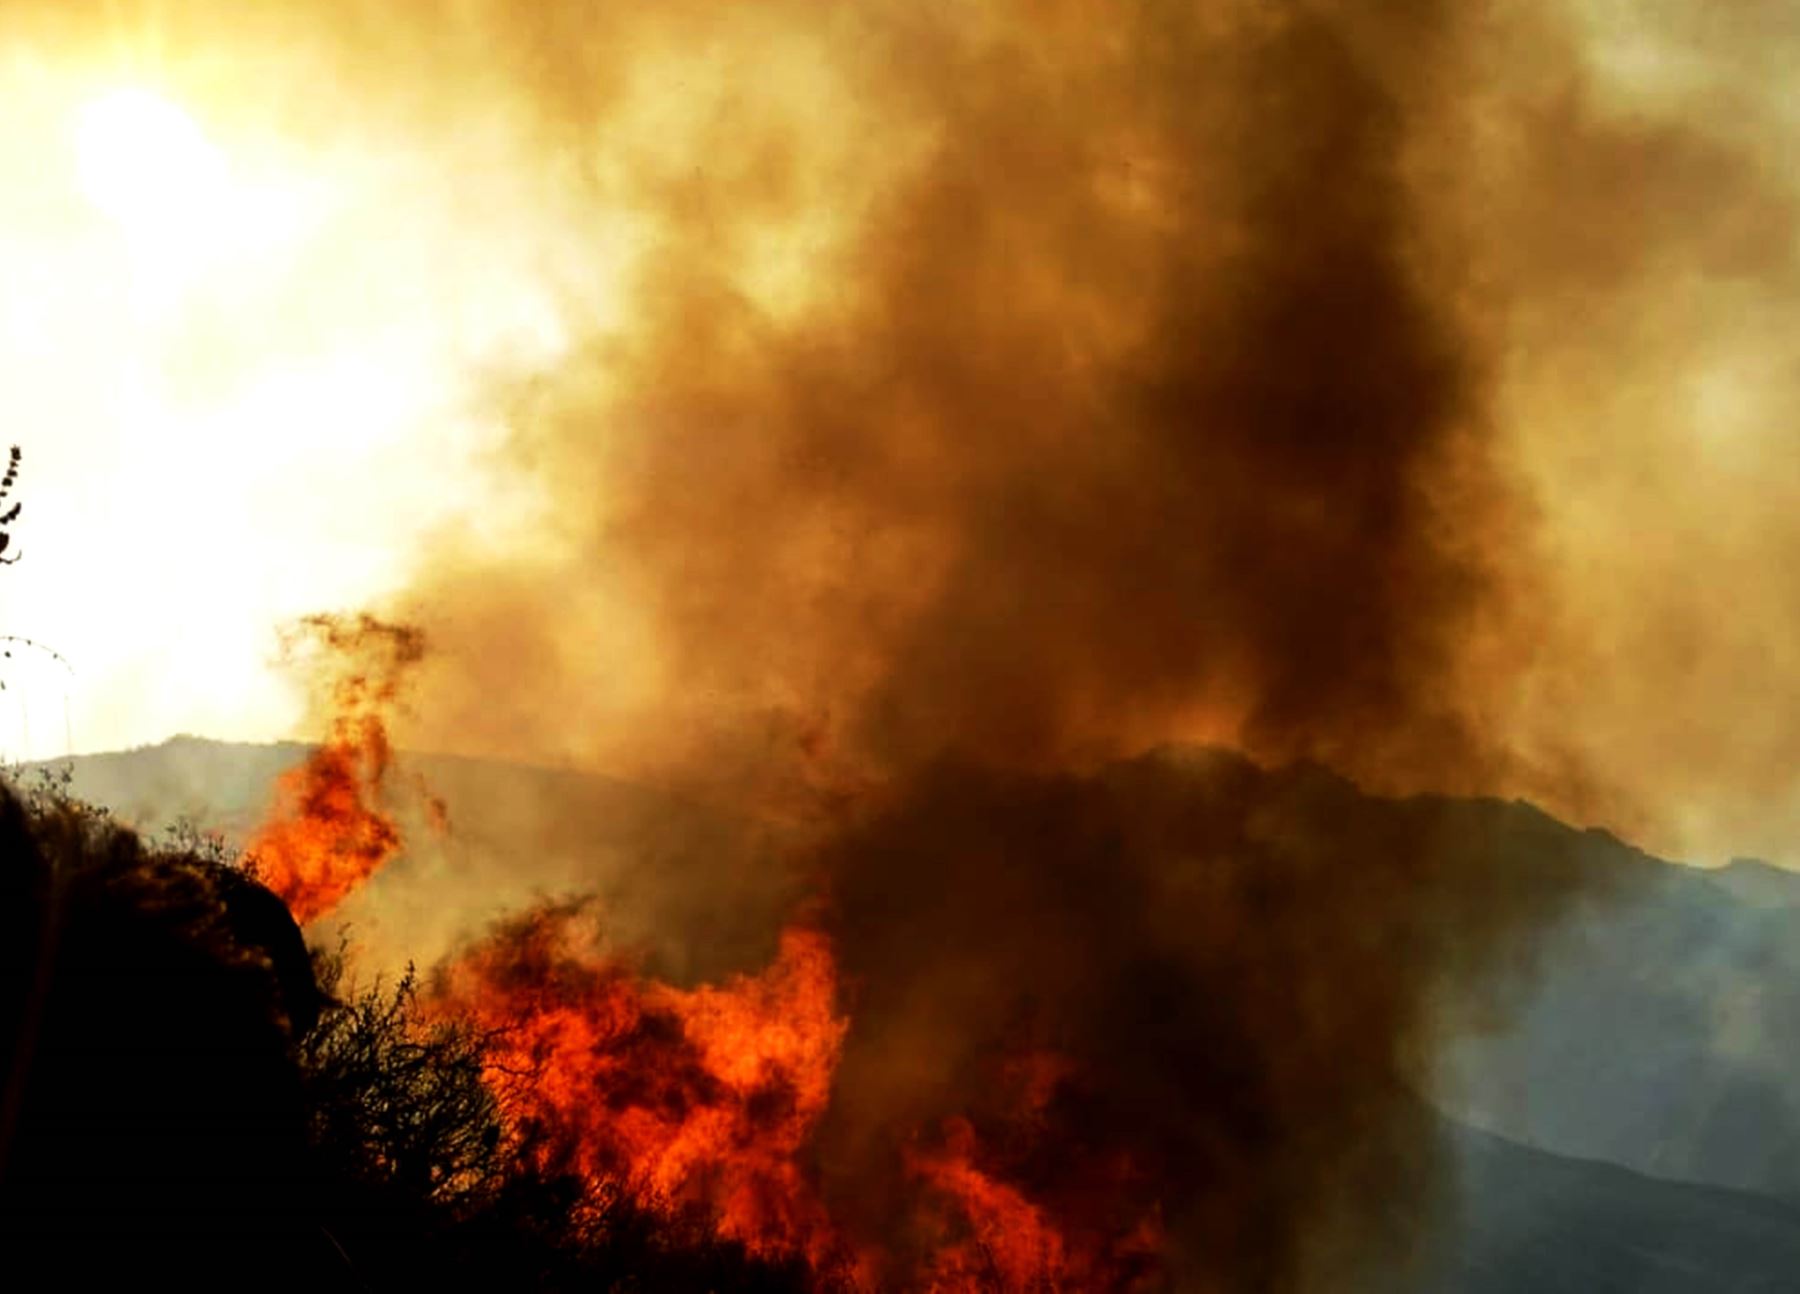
19,734,1800,1290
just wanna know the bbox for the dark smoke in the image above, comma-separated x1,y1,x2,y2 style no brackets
810,749,1610,1289
401,4,1510,789
327,0,1656,1288
385,0,1608,1287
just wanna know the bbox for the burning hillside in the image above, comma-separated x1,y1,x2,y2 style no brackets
17,0,1791,1285
194,2,1636,1288
250,661,1595,1290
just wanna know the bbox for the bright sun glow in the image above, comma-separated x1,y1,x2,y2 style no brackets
74,88,228,249
0,73,572,763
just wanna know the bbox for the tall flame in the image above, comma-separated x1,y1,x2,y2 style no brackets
250,614,425,925
250,713,400,925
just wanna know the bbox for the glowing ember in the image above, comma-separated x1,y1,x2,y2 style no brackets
250,614,425,924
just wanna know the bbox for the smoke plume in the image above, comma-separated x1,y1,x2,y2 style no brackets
403,2,1515,797
383,2,1593,1287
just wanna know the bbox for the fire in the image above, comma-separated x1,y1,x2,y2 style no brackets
433,905,1167,1291
434,908,862,1279
250,712,401,925
911,1119,1070,1292
908,1117,1164,1294
240,617,1170,1287
250,615,425,925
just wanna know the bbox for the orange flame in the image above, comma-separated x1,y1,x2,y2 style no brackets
911,1119,1070,1292
251,614,425,925
434,907,1167,1291
435,907,864,1279
251,712,401,924
908,1116,1164,1294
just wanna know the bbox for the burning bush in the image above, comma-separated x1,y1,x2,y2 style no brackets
0,774,825,1288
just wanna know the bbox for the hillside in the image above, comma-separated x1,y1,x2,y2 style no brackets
1410,1119,1800,1293
30,735,799,982
27,736,1800,1289
1438,848,1800,1201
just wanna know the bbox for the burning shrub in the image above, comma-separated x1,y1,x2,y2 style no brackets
0,776,819,1289
300,946,507,1212
300,952,823,1287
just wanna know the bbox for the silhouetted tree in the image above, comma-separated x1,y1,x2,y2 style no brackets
0,445,23,565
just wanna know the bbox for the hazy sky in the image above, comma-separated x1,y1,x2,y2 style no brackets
2,2,1799,867
0,57,580,755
